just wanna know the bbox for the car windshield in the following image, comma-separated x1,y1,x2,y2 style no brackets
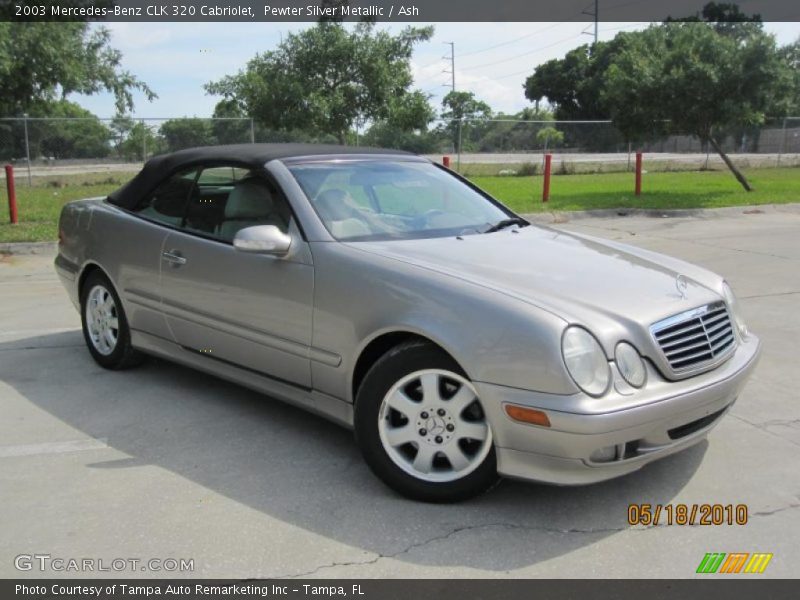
287,160,512,241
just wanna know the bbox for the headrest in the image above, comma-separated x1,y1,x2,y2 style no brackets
225,178,273,219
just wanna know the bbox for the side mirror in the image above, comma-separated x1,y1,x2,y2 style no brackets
233,225,292,256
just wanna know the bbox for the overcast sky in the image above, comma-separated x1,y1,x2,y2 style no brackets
73,21,800,120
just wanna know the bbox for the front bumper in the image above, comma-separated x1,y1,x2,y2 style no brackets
476,335,761,485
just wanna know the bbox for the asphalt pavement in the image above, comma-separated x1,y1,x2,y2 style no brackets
1,205,798,578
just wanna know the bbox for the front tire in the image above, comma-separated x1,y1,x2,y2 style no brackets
355,341,497,502
80,270,144,370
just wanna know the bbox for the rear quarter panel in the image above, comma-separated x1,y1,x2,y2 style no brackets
56,199,170,337
55,197,105,308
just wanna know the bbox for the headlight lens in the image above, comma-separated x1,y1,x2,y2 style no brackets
562,327,610,396
615,342,646,388
722,281,748,339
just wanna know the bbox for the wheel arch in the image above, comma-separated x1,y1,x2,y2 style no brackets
77,261,113,298
351,329,469,403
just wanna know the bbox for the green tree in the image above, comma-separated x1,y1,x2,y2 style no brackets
206,22,433,144
523,38,633,151
211,99,252,145
32,100,111,159
440,91,492,153
475,107,563,152
361,90,438,151
384,91,437,132
666,1,763,41
0,22,155,116
361,122,441,153
524,37,632,121
110,116,159,161
159,119,215,152
441,91,492,123
536,126,564,150
603,23,795,191
780,38,800,114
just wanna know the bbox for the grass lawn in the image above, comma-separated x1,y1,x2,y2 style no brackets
0,173,128,243
473,167,800,215
0,167,798,243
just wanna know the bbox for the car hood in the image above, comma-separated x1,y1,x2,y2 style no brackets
349,225,724,340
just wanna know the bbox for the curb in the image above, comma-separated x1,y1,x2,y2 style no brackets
0,241,58,255
522,202,800,224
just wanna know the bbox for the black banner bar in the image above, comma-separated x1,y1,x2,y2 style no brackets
3,0,800,22
3,580,800,600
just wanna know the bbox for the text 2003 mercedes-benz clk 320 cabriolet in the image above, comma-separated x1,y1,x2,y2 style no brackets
55,144,761,502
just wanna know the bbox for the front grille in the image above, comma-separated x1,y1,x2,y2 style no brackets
651,302,736,373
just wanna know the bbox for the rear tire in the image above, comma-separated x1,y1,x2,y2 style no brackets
354,340,497,502
80,270,144,370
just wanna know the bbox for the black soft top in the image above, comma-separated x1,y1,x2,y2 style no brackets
107,143,414,209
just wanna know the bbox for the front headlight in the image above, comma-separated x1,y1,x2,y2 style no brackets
562,326,610,397
615,342,646,388
722,281,748,339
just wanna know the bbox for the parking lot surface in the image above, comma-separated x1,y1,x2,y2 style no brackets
1,205,799,578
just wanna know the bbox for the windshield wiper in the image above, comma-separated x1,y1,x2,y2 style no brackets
482,217,529,234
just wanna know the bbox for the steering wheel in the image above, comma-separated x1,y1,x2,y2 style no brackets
413,209,446,229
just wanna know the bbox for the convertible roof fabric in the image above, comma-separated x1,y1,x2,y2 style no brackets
106,143,412,209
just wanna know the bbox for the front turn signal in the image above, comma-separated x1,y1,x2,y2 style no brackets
504,404,551,427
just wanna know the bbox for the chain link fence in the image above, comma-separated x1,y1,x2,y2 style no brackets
1,116,799,184
0,117,255,184
428,118,800,175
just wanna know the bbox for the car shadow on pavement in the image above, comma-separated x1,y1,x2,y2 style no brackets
1,330,707,573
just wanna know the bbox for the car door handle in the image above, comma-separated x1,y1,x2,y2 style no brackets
161,250,187,266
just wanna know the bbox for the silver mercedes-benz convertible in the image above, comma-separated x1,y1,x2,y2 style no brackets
55,144,761,502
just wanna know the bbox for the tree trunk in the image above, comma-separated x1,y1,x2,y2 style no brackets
707,135,753,192
337,131,346,145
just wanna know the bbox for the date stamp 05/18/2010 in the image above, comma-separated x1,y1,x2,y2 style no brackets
627,503,749,526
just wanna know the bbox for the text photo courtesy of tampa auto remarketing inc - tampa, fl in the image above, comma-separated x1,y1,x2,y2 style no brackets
1,0,799,597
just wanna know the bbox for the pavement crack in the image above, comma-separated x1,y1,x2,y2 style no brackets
729,413,800,447
748,501,800,518
740,290,800,300
262,521,628,579
256,502,800,578
0,344,84,351
760,418,800,427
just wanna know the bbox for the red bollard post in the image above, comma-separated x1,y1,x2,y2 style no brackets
5,165,18,224
443,156,451,168
542,153,552,202
635,152,643,196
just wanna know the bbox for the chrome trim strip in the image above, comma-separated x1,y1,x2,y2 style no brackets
650,301,737,378
661,330,707,349
652,302,720,333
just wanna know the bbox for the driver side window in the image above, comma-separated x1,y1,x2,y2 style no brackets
134,166,293,243
134,168,199,227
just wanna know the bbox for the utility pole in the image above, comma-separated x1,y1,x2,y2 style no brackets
443,42,455,92
443,42,460,168
582,0,599,46
141,119,147,162
594,0,599,45
22,114,32,186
